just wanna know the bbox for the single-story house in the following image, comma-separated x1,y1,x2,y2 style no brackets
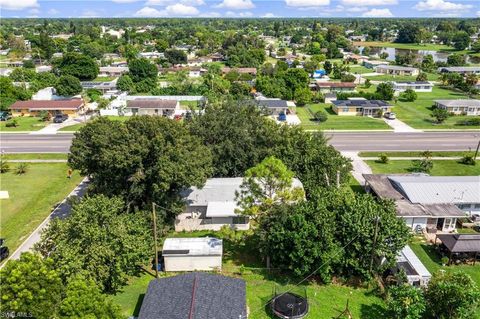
343,53,369,64
375,65,419,76
363,60,389,69
209,52,224,62
9,99,84,117
437,66,480,75
162,237,222,272
392,81,433,93
158,66,206,78
394,245,431,287
315,81,357,93
256,98,290,115
434,100,480,116
221,67,257,76
332,98,391,116
81,79,117,93
363,174,478,232
138,273,247,319
324,93,337,104
138,51,164,59
98,66,129,77
124,99,179,117
436,234,480,265
35,65,52,73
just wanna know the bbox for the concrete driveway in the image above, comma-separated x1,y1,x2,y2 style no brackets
383,118,420,133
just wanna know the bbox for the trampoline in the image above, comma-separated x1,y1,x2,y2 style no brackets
270,287,309,319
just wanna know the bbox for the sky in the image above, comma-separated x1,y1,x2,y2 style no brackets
0,0,479,19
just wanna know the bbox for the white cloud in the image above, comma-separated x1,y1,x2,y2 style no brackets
134,4,199,17
28,8,40,14
225,10,253,17
48,8,60,15
362,8,393,17
215,0,255,10
477,11,480,17
81,9,100,17
346,6,368,12
0,0,38,10
262,12,276,17
285,0,329,7
341,0,396,5
201,11,221,17
413,0,472,11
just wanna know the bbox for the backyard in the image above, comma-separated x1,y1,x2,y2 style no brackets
0,163,83,256
296,104,391,131
363,72,439,82
366,159,480,176
352,41,458,52
0,116,46,132
392,86,480,130
112,230,386,318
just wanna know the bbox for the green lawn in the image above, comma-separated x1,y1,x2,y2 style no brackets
366,160,480,176
392,86,480,130
363,72,439,82
349,64,375,74
1,153,68,160
59,116,130,131
353,41,458,52
112,230,386,318
93,76,117,82
0,117,46,132
0,163,83,255
359,151,474,158
296,104,391,130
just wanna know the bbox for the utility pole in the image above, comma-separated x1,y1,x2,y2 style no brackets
474,139,480,161
369,216,380,274
152,203,159,279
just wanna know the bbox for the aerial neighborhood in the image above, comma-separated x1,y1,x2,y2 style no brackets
0,9,480,319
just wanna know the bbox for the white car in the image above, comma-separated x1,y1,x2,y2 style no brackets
385,112,396,120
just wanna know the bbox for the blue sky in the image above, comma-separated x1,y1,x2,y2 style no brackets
1,0,479,18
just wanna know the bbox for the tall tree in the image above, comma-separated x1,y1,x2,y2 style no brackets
387,285,426,319
55,75,82,97
56,52,99,81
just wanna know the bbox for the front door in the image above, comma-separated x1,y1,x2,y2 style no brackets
436,218,444,230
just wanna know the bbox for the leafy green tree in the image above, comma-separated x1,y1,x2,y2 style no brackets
420,54,435,72
400,89,417,102
56,52,99,81
447,54,466,66
282,68,309,100
324,60,333,74
59,275,122,318
22,60,35,69
30,72,58,92
472,41,480,53
164,49,187,65
416,72,428,81
236,156,305,217
396,25,422,43
425,271,480,319
80,41,105,60
314,110,328,122
68,116,212,211
35,195,153,293
128,58,158,82
431,107,450,124
294,87,312,106
55,75,82,97
9,68,36,82
376,82,395,100
387,285,426,319
452,31,471,51
0,253,63,319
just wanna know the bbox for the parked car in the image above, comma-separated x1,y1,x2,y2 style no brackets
53,113,68,123
0,111,12,121
0,238,9,262
384,112,396,120
278,113,287,122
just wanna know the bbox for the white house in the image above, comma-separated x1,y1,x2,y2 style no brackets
437,66,480,75
124,99,179,117
395,245,431,287
392,81,433,93
162,237,222,272
435,100,480,116
363,60,389,69
375,65,419,76
98,66,129,77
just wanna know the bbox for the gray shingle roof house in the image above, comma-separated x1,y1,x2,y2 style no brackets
437,66,480,75
434,99,480,116
332,99,391,116
375,64,419,76
256,99,290,115
138,273,247,319
363,174,475,232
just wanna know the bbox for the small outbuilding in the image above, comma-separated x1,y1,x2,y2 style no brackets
162,237,223,272
436,234,480,265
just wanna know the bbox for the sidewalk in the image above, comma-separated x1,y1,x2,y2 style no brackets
382,118,420,133
30,115,90,135
359,157,464,160
342,151,372,185
0,177,90,267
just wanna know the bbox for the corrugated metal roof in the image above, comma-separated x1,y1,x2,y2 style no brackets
162,237,222,256
434,100,480,108
389,176,480,204
206,201,238,217
398,245,431,278
437,234,480,253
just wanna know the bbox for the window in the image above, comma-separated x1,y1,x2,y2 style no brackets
342,107,349,113
474,204,480,209
232,216,249,224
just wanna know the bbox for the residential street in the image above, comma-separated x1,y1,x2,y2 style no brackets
1,131,479,153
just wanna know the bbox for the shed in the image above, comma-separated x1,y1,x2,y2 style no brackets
436,234,480,265
162,237,223,272
396,245,431,287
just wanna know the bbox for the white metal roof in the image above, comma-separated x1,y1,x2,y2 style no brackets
398,245,431,278
389,175,480,204
206,201,238,217
162,237,223,256
435,99,480,108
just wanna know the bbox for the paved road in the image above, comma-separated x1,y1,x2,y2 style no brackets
1,132,479,153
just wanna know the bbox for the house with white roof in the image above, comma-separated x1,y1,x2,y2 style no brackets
363,175,480,232
435,100,480,116
162,237,222,272
394,245,431,287
392,81,433,93
375,65,419,76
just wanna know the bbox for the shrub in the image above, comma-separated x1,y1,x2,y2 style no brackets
15,163,28,175
379,153,389,164
400,89,417,102
411,159,433,173
5,119,18,127
314,110,328,122
0,159,10,173
456,118,480,126
38,110,51,122
460,154,476,166
441,256,449,266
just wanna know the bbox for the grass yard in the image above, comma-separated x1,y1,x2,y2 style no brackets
392,86,480,130
363,72,439,82
296,104,391,130
0,116,46,132
1,153,68,160
59,116,130,131
366,160,480,176
179,100,200,109
352,41,458,52
0,163,83,255
349,64,375,74
112,230,386,318
358,151,474,158
92,76,117,82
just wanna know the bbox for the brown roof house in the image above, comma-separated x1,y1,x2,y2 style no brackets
9,99,84,117
315,81,357,93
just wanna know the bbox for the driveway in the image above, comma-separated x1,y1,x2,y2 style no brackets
30,115,90,135
341,151,372,185
383,118,421,133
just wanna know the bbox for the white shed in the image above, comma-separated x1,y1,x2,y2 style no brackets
162,237,223,272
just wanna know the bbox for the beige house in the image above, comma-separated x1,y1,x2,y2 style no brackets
124,99,179,117
9,99,84,117
162,238,222,272
315,81,357,93
98,66,129,77
435,100,480,116
375,65,419,76
332,98,391,116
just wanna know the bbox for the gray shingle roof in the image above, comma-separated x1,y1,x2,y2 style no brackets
332,99,390,108
376,65,418,71
434,100,480,108
437,66,480,73
126,99,178,109
256,99,289,108
437,234,480,253
138,273,247,319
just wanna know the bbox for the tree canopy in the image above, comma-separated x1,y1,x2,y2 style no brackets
55,52,99,81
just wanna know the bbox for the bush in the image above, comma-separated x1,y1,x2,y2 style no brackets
441,256,449,265
400,89,417,102
5,119,18,127
314,110,328,122
38,110,51,122
379,153,389,164
411,159,433,173
456,117,480,126
0,159,10,173
16,163,28,175
460,154,476,166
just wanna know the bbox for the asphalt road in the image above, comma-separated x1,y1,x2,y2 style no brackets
1,132,479,153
